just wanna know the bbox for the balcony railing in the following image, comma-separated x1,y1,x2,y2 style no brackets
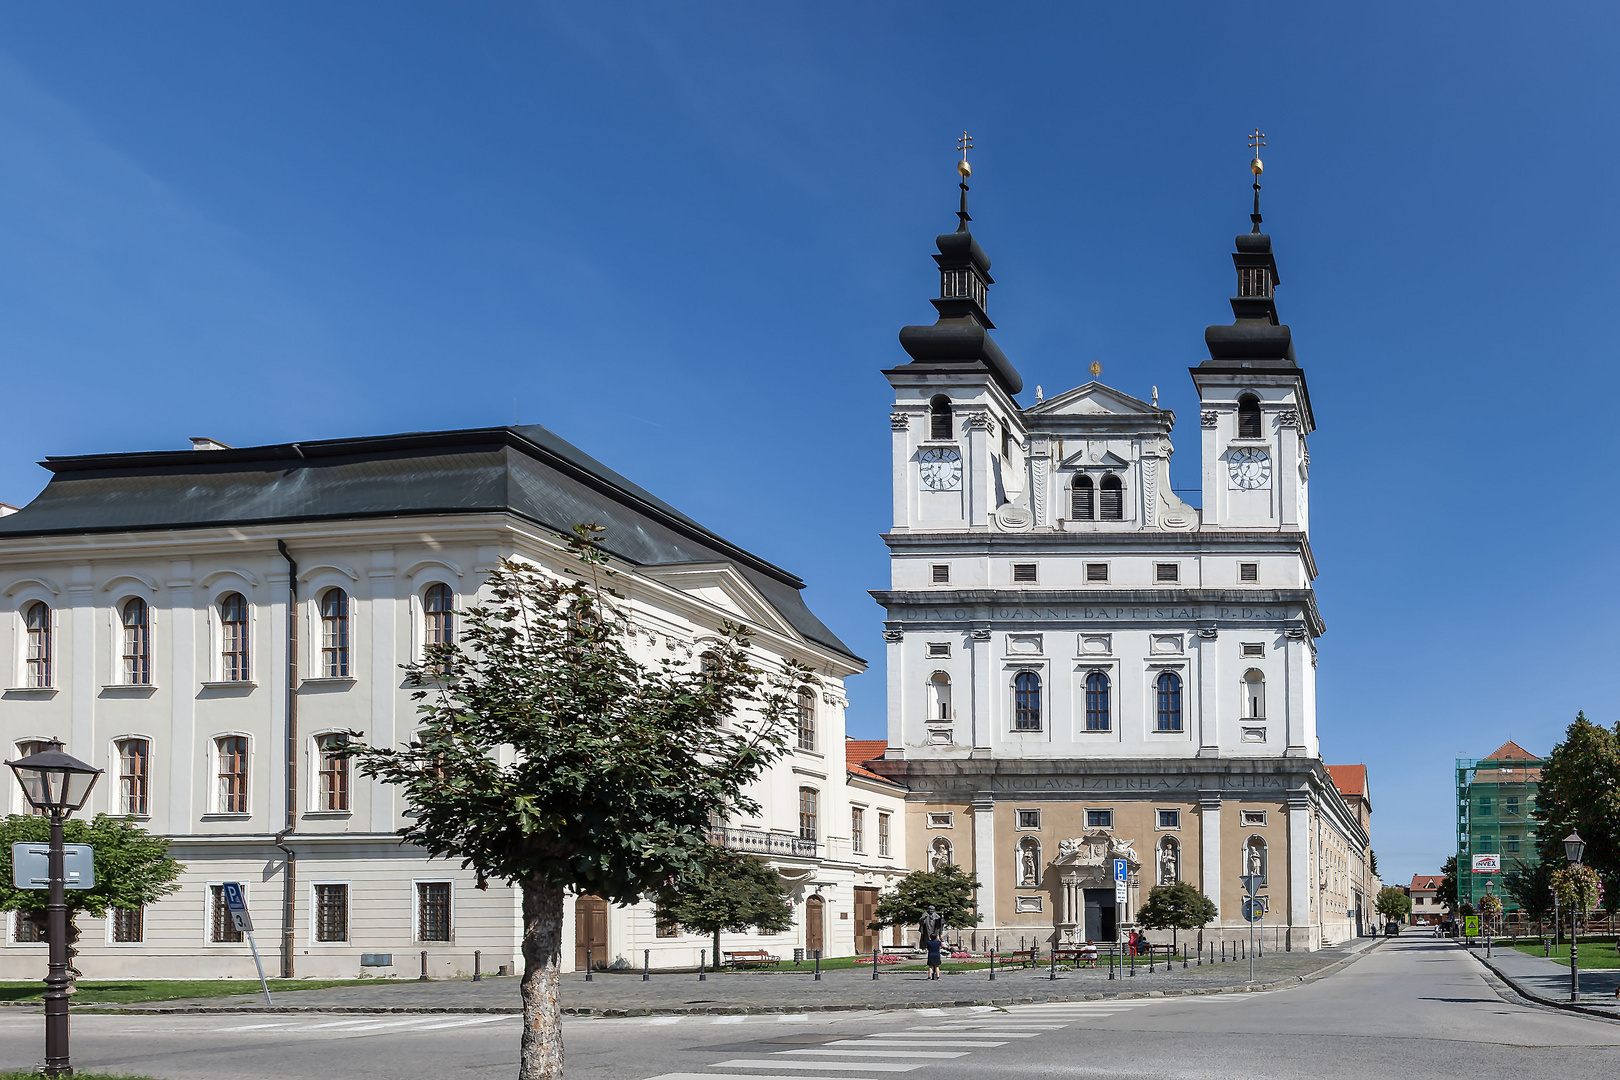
707,826,818,859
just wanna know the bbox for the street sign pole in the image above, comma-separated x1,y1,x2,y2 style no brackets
1239,874,1264,983
222,883,272,1005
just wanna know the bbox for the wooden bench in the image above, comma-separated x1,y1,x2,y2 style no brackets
721,949,781,969
1000,949,1038,969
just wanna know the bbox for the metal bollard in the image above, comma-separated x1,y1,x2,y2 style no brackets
643,949,650,982
474,949,482,982
586,948,593,982
1183,944,1188,969
988,950,995,981
814,949,821,981
699,953,706,981
420,951,429,982
1108,946,1115,980
1222,940,1226,962
1129,946,1135,977
1049,946,1057,980
1149,948,1156,974
873,945,881,980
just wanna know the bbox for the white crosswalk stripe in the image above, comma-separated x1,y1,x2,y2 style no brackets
777,1050,968,1059
648,1075,888,1080
713,1061,924,1072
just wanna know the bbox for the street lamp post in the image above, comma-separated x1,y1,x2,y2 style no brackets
1564,830,1586,1003
5,739,101,1078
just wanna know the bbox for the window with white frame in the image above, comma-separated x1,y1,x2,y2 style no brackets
1158,809,1181,830
1013,671,1042,731
210,885,243,942
851,807,865,854
417,882,451,942
117,737,150,816
1086,808,1113,829
1155,671,1183,732
423,583,454,670
121,598,151,685
23,601,51,688
878,811,891,857
798,787,818,842
112,907,143,943
314,884,349,942
316,733,350,811
219,593,250,682
1155,563,1179,583
1084,671,1110,731
928,672,952,720
13,911,43,942
1241,810,1268,827
216,736,249,814
319,588,350,677
796,689,816,751
1242,669,1265,719
1016,809,1040,830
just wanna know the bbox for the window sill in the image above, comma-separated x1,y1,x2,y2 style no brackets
199,813,253,821
301,677,357,688
2,687,57,697
1079,728,1113,734
301,810,353,819
201,681,257,690
101,684,158,694
793,747,825,759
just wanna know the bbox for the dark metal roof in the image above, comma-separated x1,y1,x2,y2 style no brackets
0,425,860,663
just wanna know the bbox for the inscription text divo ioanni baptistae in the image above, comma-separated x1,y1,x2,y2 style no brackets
911,605,1293,622
984,774,1288,792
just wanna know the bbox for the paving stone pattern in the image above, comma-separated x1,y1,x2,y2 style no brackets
76,938,1382,1015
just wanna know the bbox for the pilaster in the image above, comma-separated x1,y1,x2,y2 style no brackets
1287,794,1311,940
970,628,992,753
971,795,996,930
1199,793,1222,919
890,410,913,530
267,568,290,826
1196,626,1219,754
1284,627,1308,755
368,548,397,832
967,414,992,528
67,565,94,764
884,629,905,757
166,561,195,831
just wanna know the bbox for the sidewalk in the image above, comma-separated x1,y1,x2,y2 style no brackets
70,936,1385,1016
1468,941,1620,1019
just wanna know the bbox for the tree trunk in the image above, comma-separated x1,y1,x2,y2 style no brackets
519,879,565,1080
713,928,721,972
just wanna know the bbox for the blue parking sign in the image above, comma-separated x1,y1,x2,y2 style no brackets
1113,859,1128,884
222,882,246,913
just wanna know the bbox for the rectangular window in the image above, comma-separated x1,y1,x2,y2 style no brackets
927,642,950,658
315,884,349,942
112,907,144,943
117,738,150,816
216,736,248,814
796,693,816,752
210,885,244,943
1242,643,1265,658
1239,266,1273,298
1504,836,1520,853
878,812,891,857
1239,563,1259,583
1241,810,1268,827
1086,809,1113,829
24,603,52,688
121,599,151,685
317,734,350,811
1012,563,1038,584
927,811,954,828
851,807,865,854
1155,563,1179,583
220,595,250,682
1479,797,1492,816
14,912,43,943
1158,810,1180,829
654,901,679,939
1504,797,1519,816
1085,563,1109,583
798,788,818,843
1017,809,1041,830
414,882,451,942
931,564,950,584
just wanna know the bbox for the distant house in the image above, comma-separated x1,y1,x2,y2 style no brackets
1409,874,1444,925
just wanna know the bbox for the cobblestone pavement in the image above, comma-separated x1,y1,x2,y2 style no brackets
74,936,1382,1014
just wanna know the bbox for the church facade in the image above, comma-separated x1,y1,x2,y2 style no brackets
868,162,1376,950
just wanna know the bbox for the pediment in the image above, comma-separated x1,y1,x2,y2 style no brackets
1027,381,1157,418
1059,447,1133,469
641,562,798,637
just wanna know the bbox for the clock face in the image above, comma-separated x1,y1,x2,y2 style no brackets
919,447,963,491
1228,447,1272,490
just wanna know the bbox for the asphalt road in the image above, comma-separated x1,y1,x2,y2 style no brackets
4,934,1618,1079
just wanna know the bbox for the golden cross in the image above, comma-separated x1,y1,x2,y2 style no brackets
958,130,973,161
1248,127,1266,160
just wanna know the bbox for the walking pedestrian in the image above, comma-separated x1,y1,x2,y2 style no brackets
926,934,944,980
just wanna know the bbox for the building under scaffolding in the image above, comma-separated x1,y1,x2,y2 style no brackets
1455,741,1545,917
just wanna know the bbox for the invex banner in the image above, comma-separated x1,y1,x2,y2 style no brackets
1471,854,1501,873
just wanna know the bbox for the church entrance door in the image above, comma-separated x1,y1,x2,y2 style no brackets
575,895,608,970
1082,889,1116,943
805,895,825,956
852,888,879,955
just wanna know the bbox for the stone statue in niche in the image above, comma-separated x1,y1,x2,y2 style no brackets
1247,844,1264,878
1020,843,1038,886
929,837,952,872
1158,841,1178,886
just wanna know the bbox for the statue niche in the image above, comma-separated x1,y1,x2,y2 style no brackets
1017,836,1040,887
1158,837,1179,886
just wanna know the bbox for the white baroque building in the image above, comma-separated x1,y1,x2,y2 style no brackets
0,425,904,979
862,169,1376,950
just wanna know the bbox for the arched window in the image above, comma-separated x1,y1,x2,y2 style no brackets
1085,671,1110,731
928,672,953,721
929,395,953,440
1157,836,1180,886
423,584,454,673
23,602,51,688
219,593,249,682
216,735,249,813
120,598,151,686
320,588,350,678
796,689,817,751
1242,669,1265,719
1017,836,1041,886
116,737,150,816
316,733,350,811
929,836,953,871
1238,394,1262,438
1155,672,1182,732
1013,671,1042,731
1244,835,1268,885
1071,474,1094,520
1099,475,1124,520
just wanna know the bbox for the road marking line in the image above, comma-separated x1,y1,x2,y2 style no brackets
411,1016,516,1032
285,1018,407,1031
714,1016,751,1024
832,1039,1005,1047
214,1022,293,1031
915,1008,945,1016
649,1017,684,1025
871,1029,1039,1038
713,1061,924,1073
778,1050,968,1059
777,1015,811,1022
645,1074,886,1080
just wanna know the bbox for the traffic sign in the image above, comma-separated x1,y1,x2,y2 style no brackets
221,882,253,933
11,844,94,890
1242,896,1268,922
1463,915,1480,937
1113,859,1128,904
1239,874,1263,898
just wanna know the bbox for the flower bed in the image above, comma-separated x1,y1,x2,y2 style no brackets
853,954,906,965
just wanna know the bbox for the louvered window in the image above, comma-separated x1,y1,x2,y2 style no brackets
1071,475,1094,520
1242,643,1264,658
929,396,953,440
1239,266,1272,298
1155,563,1179,583
1099,475,1123,520
1012,563,1038,584
931,564,950,584
1238,395,1262,438
1239,562,1259,583
1084,672,1110,731
1086,563,1109,583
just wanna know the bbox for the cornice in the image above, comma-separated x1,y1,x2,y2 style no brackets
881,530,1318,580
870,587,1325,636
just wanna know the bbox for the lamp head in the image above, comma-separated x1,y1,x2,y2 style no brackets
1564,831,1586,866
5,738,101,816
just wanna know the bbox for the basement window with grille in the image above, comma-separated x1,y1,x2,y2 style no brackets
1239,562,1259,583
927,642,951,658
1012,563,1038,584
1086,563,1110,583
1242,643,1265,658
1155,563,1179,583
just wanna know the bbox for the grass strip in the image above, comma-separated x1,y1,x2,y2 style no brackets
0,978,382,1004
1511,942,1620,969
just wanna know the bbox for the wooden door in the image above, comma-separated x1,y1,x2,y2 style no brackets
575,895,608,970
804,895,825,957
853,887,879,955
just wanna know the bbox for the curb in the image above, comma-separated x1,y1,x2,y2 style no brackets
1465,946,1620,1024
31,939,1386,1018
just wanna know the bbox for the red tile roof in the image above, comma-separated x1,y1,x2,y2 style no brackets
1326,764,1367,799
845,739,903,788
1484,740,1538,761
1410,874,1442,891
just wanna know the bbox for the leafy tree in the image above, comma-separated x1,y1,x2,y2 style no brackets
1135,882,1217,947
1374,886,1412,924
1502,858,1554,924
0,814,183,974
346,528,810,1080
1368,850,1379,879
868,864,982,936
654,849,792,969
1531,713,1620,886
1437,855,1459,914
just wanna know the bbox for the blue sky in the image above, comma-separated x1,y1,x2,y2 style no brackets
0,2,1615,885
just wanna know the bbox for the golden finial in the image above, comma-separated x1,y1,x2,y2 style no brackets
957,131,973,178
1248,127,1266,175
1089,361,1102,378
